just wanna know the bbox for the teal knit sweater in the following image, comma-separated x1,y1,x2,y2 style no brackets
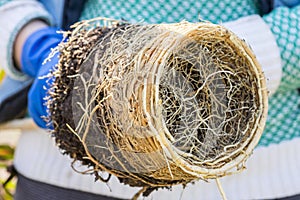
81,0,300,147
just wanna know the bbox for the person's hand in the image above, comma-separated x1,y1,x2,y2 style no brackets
0,1,54,123
21,27,63,128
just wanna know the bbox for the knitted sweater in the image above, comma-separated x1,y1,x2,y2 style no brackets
1,0,299,199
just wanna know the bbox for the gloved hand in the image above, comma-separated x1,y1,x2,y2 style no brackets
0,1,53,124
21,27,63,128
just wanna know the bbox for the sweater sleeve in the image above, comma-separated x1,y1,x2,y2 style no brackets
0,0,53,81
263,5,300,91
223,15,282,96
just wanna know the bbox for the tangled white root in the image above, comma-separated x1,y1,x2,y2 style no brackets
50,18,268,197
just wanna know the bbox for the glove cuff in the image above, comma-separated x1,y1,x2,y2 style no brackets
0,1,53,81
224,15,282,96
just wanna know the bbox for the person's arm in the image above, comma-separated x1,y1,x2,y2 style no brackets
0,1,53,81
0,1,54,123
14,20,48,69
224,15,282,96
19,25,63,128
262,5,300,91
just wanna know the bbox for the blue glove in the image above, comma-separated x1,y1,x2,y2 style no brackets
21,27,63,128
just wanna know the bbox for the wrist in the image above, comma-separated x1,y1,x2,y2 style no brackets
0,1,53,80
14,20,48,69
21,27,62,78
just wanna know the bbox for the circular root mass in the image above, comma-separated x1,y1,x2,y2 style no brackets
49,18,268,191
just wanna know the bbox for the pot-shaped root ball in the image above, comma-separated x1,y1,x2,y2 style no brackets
48,17,268,194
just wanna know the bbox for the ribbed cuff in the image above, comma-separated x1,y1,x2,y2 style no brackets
0,1,53,81
223,15,282,96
